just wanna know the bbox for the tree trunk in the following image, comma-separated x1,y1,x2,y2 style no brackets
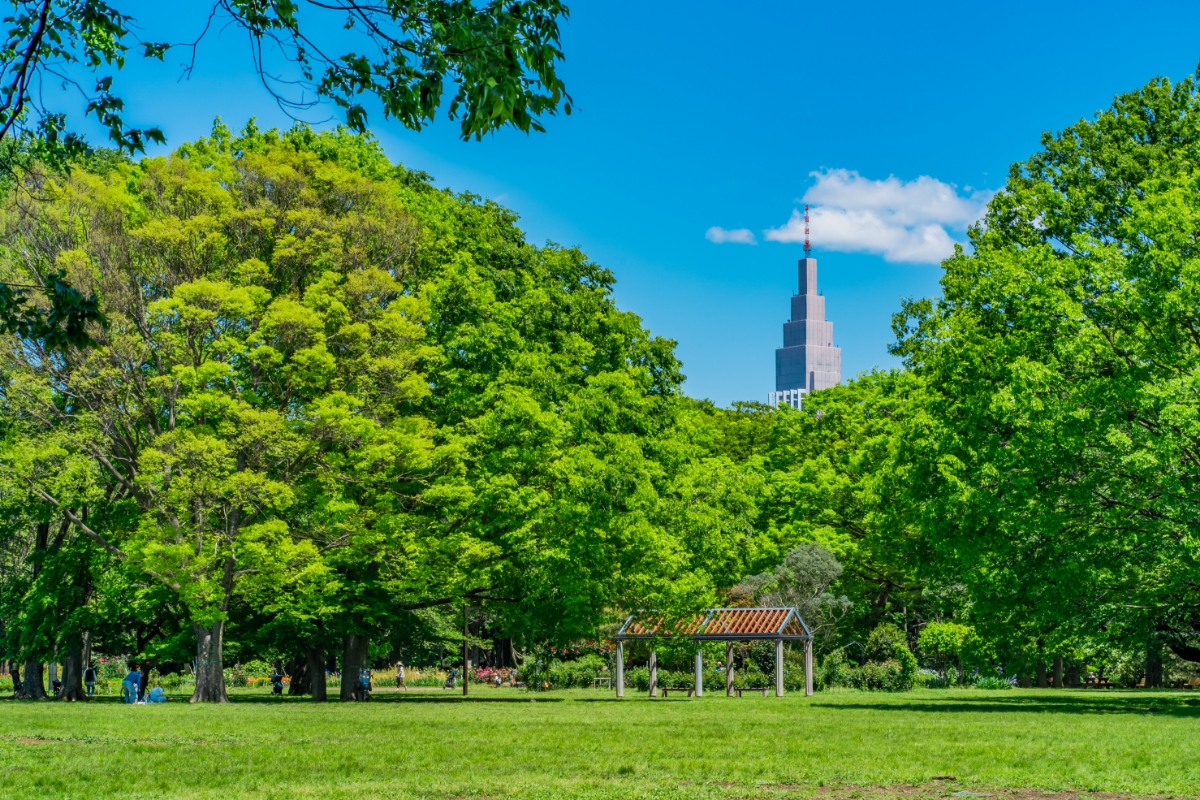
1052,656,1063,688
59,634,85,701
1036,659,1048,688
287,654,310,696
305,645,327,702
19,659,46,699
190,621,229,703
1064,662,1081,688
340,633,369,701
1145,641,1163,688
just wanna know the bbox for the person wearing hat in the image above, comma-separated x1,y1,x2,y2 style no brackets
395,661,407,690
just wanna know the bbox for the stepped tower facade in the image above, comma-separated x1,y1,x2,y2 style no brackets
768,256,841,409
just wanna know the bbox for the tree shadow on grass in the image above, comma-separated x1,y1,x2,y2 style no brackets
813,693,1200,717
218,694,566,705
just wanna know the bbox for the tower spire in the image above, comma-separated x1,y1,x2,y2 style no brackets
803,204,811,258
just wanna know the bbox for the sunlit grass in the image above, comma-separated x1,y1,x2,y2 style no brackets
1,688,1197,799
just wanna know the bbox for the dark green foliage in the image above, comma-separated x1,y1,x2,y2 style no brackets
865,624,907,664
820,624,917,692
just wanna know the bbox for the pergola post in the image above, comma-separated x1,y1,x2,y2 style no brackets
804,638,813,697
616,641,625,698
648,650,658,698
775,639,784,697
694,649,703,697
725,641,735,697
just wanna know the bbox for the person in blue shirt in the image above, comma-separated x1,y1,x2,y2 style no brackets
121,667,141,704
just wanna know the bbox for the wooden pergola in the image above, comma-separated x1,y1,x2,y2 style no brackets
614,607,813,698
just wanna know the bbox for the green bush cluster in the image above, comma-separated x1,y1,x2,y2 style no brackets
819,624,918,692
970,675,1013,690
546,654,608,688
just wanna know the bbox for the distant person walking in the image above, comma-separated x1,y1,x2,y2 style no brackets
396,661,407,690
121,666,141,704
84,663,97,697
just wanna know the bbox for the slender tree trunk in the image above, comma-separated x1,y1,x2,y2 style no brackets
287,654,310,696
306,646,327,702
462,605,469,697
19,658,46,699
60,634,85,701
1036,659,1048,688
1052,656,1063,689
191,621,229,703
1145,640,1163,688
340,633,369,701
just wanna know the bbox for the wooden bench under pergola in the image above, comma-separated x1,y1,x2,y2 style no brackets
614,607,813,698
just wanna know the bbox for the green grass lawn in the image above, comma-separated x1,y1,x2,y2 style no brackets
1,687,1197,799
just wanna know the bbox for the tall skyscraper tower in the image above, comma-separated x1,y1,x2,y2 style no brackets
769,255,841,409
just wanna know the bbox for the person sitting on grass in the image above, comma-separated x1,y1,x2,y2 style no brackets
84,663,97,697
121,666,141,704
147,685,167,703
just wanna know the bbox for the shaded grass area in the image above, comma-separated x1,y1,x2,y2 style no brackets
1,688,1198,799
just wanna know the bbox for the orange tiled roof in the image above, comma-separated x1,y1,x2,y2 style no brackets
617,607,810,640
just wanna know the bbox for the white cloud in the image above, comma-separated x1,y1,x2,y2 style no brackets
763,169,994,264
705,226,758,245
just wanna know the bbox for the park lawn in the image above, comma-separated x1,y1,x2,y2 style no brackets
0,688,1197,800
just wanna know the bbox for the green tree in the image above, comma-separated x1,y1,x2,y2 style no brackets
0,121,740,700
0,123,434,701
892,67,1200,673
0,0,574,349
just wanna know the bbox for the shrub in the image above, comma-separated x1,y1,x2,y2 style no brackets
866,624,908,663
734,668,769,689
817,649,857,690
918,668,954,689
546,654,608,689
158,672,189,690
241,660,273,678
819,626,917,692
860,659,914,691
971,674,1015,690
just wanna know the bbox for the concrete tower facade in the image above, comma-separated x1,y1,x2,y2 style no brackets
769,257,841,409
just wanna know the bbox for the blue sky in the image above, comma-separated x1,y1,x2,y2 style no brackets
75,1,1200,405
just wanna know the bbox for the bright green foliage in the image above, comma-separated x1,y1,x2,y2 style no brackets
0,1,573,350
689,371,930,648
918,621,974,674
0,120,737,697
892,71,1200,667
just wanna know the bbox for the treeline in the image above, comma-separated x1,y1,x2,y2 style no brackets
6,68,1200,702
0,120,821,702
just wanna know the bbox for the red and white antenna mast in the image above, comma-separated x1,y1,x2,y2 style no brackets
803,204,811,257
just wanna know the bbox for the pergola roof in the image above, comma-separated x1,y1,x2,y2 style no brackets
615,607,811,642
